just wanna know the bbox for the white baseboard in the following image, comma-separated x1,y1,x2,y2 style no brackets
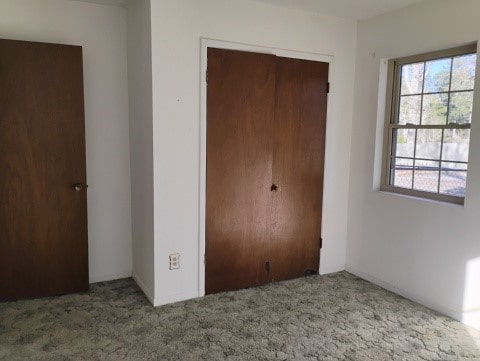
89,271,132,284
320,264,346,276
345,265,463,323
132,273,155,306
153,290,199,307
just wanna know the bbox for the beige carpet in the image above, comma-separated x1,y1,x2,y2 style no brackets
1,272,480,360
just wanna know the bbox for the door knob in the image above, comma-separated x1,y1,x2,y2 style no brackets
271,184,280,192
74,183,85,192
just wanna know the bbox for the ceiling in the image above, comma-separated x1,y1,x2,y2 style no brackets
70,0,127,7
71,0,425,20
250,0,425,20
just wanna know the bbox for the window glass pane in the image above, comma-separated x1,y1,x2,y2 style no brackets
399,95,421,125
391,158,413,189
451,54,477,91
440,162,467,197
413,160,439,193
424,58,451,93
415,129,442,160
449,91,474,124
422,93,448,124
443,129,470,163
401,62,424,95
393,128,416,158
388,48,476,201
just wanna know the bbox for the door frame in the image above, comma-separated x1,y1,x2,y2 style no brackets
198,38,335,297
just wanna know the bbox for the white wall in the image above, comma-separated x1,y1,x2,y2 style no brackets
127,0,155,302
347,0,480,329
0,0,132,283
150,0,357,305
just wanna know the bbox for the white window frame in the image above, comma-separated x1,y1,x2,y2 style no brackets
381,44,477,205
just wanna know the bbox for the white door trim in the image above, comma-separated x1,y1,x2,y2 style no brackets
198,38,335,297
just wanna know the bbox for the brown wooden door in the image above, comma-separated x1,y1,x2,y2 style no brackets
205,48,276,294
269,57,328,281
0,39,88,300
205,48,328,294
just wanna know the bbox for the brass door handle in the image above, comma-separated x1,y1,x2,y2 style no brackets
271,184,280,192
74,183,86,192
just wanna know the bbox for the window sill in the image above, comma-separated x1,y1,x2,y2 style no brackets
377,187,465,207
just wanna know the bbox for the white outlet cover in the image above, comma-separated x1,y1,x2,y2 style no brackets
169,253,180,270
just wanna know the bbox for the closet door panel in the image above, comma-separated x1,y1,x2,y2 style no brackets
269,57,329,281
0,39,88,300
205,48,276,294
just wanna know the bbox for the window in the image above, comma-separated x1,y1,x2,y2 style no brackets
382,44,477,204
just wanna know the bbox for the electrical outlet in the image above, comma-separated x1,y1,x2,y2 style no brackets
169,253,180,270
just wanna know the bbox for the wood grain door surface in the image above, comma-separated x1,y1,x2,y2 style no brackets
0,39,88,300
269,57,328,282
206,47,329,294
205,48,276,294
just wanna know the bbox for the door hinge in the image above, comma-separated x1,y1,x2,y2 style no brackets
319,237,323,249
326,82,330,94
204,254,206,265
206,68,208,84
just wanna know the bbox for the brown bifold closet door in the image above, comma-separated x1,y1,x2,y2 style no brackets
0,39,89,300
205,48,276,294
205,47,328,294
269,57,328,282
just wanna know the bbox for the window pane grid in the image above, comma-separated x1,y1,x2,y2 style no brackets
411,128,418,189
445,56,454,127
391,125,470,131
389,48,475,197
394,156,468,165
437,128,446,192
397,54,476,126
384,46,476,202
390,155,468,196
400,89,474,97
419,60,426,125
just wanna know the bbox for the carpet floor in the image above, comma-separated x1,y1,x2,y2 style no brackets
1,272,479,360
